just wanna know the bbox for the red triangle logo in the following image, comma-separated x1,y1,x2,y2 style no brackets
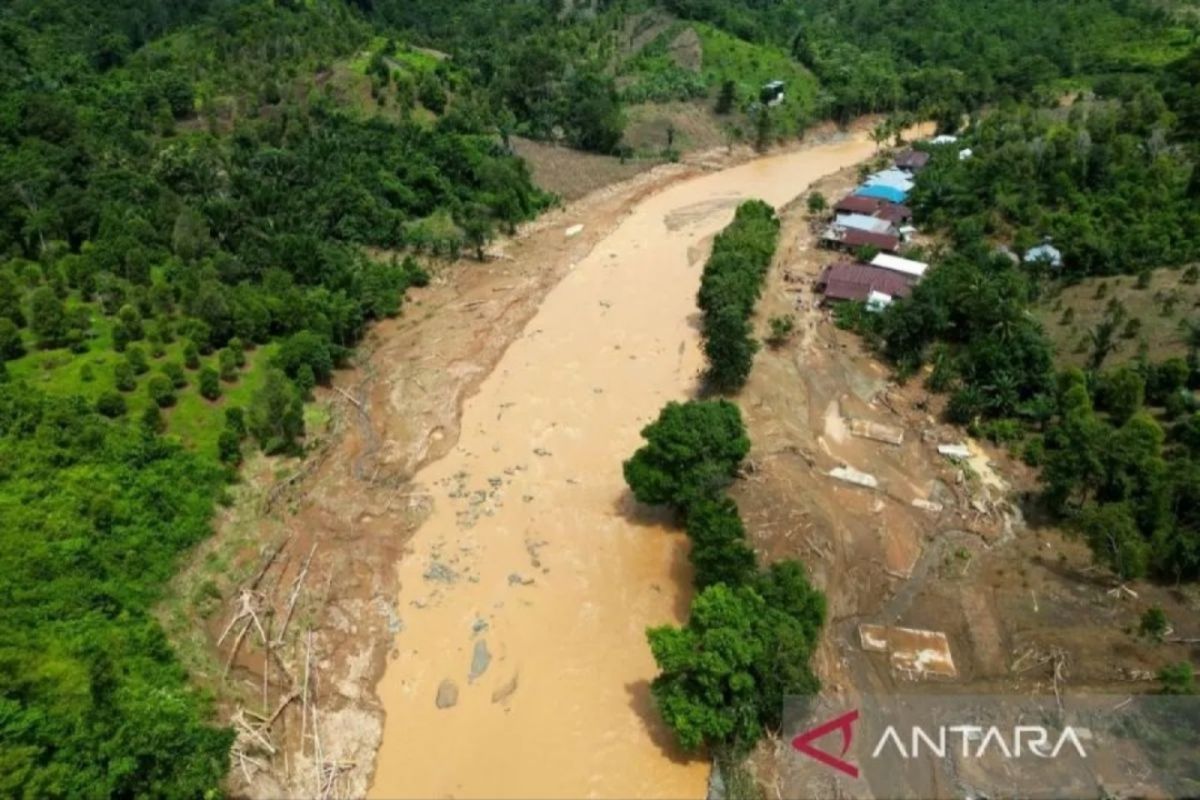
791,709,860,778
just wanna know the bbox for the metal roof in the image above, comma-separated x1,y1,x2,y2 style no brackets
865,168,915,192
821,226,900,252
870,253,928,278
817,262,914,302
895,150,930,171
834,212,897,236
1024,243,1063,267
854,184,908,204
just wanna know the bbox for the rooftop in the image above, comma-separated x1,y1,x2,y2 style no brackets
817,261,915,302
895,150,931,171
822,226,900,252
870,253,929,278
834,212,897,236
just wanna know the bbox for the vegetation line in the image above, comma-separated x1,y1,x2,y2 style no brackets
698,200,780,393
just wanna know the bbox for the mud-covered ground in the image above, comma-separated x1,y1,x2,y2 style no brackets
724,163,1200,799
166,130,1199,800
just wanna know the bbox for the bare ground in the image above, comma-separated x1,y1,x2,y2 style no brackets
165,126,1199,800
719,159,1200,798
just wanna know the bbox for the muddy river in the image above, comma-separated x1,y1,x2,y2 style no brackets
368,135,875,799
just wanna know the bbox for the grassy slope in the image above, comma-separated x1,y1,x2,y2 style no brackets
6,306,278,459
1032,267,1200,368
619,20,819,151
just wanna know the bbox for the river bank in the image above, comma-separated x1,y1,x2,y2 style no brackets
366,134,878,798
178,125,884,799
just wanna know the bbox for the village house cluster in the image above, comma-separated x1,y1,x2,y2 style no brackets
814,146,931,312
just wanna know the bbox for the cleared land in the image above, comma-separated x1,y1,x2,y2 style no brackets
1032,267,1200,368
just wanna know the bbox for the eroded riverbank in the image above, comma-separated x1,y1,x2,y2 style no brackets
367,135,877,799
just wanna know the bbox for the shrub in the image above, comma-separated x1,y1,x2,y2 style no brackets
95,391,127,418
162,361,187,389
198,366,221,400
126,345,148,374
114,361,136,392
147,374,176,408
1140,606,1169,640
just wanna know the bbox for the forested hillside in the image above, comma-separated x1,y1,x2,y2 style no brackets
0,0,546,794
1,0,1197,794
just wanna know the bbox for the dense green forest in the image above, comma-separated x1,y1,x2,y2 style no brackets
1,0,1197,793
0,0,548,794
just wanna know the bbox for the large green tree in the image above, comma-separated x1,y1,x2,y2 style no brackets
623,400,750,513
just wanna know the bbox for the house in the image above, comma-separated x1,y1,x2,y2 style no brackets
833,194,912,225
874,203,913,226
870,252,928,280
1024,241,1063,268
854,184,908,204
816,261,915,305
865,168,915,193
894,150,930,172
833,212,898,237
821,226,900,253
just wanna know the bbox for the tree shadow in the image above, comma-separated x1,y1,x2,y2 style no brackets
624,678,701,767
612,486,676,529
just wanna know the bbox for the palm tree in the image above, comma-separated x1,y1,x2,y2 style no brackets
1087,317,1120,371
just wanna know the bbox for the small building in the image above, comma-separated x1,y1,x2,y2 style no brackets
894,150,930,172
816,261,914,305
854,184,908,204
870,253,928,280
875,203,913,226
866,290,894,313
761,80,785,107
833,212,898,237
1024,241,1063,269
865,168,915,193
834,194,912,225
958,147,973,161
821,226,900,253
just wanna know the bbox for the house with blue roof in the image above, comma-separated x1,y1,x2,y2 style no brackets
854,184,908,204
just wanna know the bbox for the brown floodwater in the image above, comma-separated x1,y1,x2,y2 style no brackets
368,135,875,800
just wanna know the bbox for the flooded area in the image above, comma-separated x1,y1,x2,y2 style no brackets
367,135,876,799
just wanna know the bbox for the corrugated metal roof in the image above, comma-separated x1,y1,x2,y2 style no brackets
1024,243,1063,267
817,262,914,302
821,226,900,252
834,212,897,236
865,169,915,192
870,253,928,278
895,150,930,170
874,204,912,224
854,184,908,204
834,195,882,214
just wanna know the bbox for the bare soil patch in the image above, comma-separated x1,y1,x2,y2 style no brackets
510,137,657,201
